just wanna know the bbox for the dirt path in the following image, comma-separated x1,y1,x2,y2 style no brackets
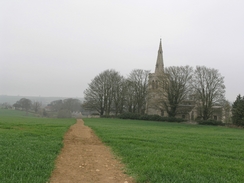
49,119,135,183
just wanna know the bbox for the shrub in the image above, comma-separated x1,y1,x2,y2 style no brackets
118,113,186,123
197,119,224,126
119,112,140,120
101,115,116,118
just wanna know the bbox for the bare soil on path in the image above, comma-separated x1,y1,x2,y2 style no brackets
50,119,135,183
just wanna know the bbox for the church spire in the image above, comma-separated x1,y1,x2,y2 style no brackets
155,39,164,74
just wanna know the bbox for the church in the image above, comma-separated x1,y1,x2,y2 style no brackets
145,39,226,122
145,39,168,117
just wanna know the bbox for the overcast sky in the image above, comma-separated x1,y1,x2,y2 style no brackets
1,0,244,101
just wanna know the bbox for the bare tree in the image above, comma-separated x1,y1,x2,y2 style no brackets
192,66,225,120
48,100,63,112
220,99,232,123
63,98,81,112
126,69,150,114
13,98,32,115
124,79,137,113
111,76,127,115
32,101,42,113
83,69,123,116
46,98,81,118
158,66,193,117
2,102,11,109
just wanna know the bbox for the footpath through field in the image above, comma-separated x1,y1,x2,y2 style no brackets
50,119,134,183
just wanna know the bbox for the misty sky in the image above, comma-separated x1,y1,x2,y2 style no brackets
1,0,244,101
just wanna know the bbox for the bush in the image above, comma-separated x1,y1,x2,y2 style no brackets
101,115,116,118
118,113,186,123
118,112,140,120
197,119,224,126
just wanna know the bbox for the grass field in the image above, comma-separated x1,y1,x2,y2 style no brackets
84,118,244,183
0,109,75,183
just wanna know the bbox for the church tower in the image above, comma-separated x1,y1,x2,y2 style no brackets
146,39,167,116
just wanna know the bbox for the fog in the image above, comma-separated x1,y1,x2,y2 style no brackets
1,0,244,101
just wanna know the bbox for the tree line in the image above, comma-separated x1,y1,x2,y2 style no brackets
83,69,149,116
47,98,82,118
83,66,232,122
12,98,82,118
13,98,41,115
155,65,226,120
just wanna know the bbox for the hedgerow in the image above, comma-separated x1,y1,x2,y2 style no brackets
197,119,224,126
118,112,186,123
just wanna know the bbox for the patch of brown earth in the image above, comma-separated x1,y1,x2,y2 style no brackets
49,119,135,183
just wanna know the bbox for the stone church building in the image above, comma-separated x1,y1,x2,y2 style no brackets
146,39,225,122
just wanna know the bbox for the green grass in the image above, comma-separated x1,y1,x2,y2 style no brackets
0,108,36,117
84,118,244,183
0,109,75,183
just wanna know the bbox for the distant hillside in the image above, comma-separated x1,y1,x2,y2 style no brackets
0,95,83,106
